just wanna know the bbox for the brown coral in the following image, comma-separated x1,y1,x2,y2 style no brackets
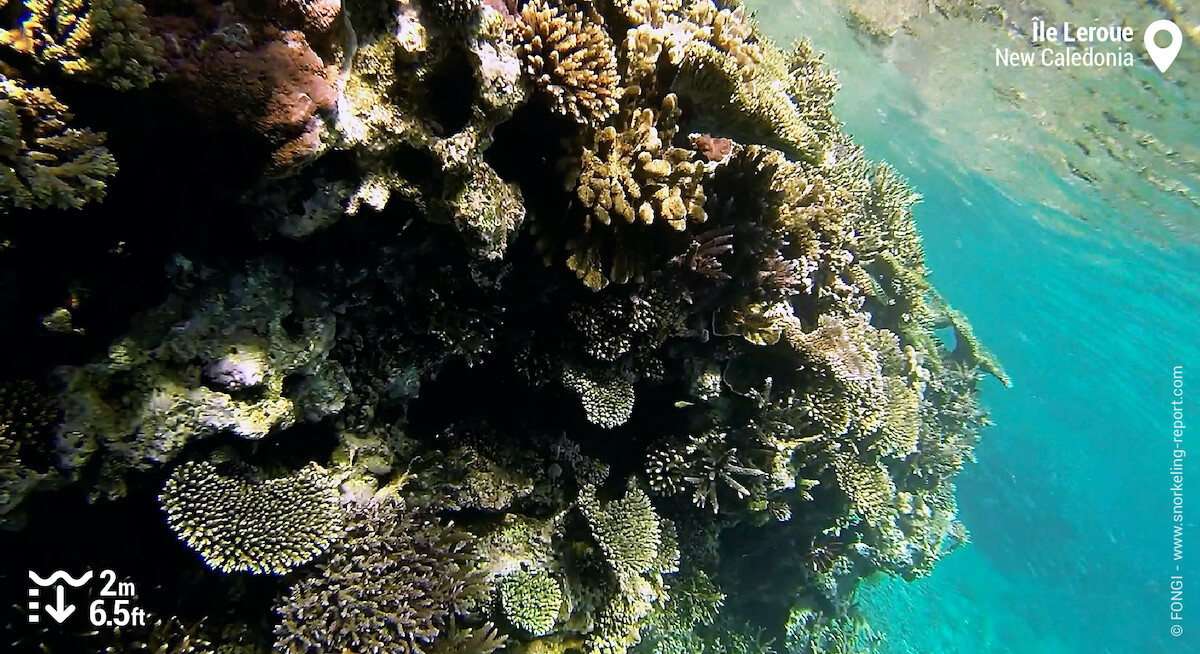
516,0,620,126
0,76,117,211
163,19,335,172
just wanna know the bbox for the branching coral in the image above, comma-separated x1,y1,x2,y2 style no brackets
516,0,620,126
274,498,491,653
669,1,835,162
0,75,116,211
831,453,896,526
1,0,1004,649
566,93,707,290
160,460,342,574
1,0,164,90
498,568,564,636
646,430,769,513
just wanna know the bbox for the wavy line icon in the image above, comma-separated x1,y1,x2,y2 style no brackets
28,570,94,587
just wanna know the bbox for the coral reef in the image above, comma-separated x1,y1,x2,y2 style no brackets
160,459,342,574
55,259,349,499
0,0,1004,651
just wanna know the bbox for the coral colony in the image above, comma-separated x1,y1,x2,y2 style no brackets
1,0,1005,652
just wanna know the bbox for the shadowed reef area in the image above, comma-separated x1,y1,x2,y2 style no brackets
1,1,1004,652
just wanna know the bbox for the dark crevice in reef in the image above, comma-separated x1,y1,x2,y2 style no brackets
427,46,478,137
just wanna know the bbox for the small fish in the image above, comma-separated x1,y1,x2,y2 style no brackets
674,400,694,408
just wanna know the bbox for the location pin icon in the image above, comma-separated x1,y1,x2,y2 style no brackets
1145,19,1182,73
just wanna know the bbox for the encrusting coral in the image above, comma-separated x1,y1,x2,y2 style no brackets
159,460,343,574
0,0,1006,651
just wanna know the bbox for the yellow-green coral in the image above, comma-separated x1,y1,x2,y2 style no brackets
159,461,343,574
578,483,663,590
0,75,116,211
832,453,896,526
670,1,834,162
568,93,707,289
2,0,164,91
874,376,921,457
562,365,635,428
498,568,564,636
517,0,621,126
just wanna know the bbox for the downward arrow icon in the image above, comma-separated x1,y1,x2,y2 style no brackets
44,586,75,624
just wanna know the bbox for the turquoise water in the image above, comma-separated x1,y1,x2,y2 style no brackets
831,78,1200,654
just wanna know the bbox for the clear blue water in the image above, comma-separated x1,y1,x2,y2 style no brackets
840,106,1200,652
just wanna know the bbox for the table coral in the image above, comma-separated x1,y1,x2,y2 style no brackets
159,460,342,574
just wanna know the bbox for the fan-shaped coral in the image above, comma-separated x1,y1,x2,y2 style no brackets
159,460,342,574
498,568,563,636
562,365,636,428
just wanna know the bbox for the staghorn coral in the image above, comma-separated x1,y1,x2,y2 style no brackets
498,568,564,636
516,0,620,126
274,498,490,654
1,0,164,90
0,75,116,211
159,460,342,574
567,93,707,289
645,430,768,514
562,364,636,428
